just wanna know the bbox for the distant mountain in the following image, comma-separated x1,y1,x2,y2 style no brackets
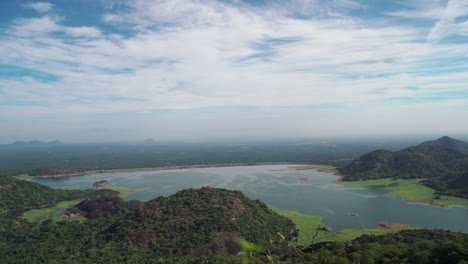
420,136,468,153
340,143,468,198
11,140,63,146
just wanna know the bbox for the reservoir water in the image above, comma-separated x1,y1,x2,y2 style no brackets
30,165,468,233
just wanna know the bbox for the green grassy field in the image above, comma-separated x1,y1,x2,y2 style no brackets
22,186,147,224
22,200,82,223
338,179,468,207
270,207,331,245
103,186,148,197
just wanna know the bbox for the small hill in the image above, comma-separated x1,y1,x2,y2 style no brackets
0,174,113,212
340,140,468,198
420,136,468,153
66,187,297,256
340,145,465,180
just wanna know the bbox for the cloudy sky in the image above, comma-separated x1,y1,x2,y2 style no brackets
0,0,467,143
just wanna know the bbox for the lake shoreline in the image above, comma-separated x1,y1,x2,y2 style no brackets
34,162,318,178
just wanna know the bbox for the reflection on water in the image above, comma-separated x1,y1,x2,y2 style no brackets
31,165,468,232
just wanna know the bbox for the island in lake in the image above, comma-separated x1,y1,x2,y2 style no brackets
92,180,112,187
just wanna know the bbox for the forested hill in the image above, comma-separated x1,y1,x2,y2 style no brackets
339,145,467,180
420,136,468,153
65,187,297,256
339,144,468,198
0,174,114,213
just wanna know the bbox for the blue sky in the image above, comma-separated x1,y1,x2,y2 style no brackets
0,0,467,143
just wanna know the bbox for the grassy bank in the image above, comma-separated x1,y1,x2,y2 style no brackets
13,174,35,180
271,207,417,244
339,179,468,207
270,207,330,245
22,200,82,223
316,226,419,243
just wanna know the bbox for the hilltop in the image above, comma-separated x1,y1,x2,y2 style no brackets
420,136,468,153
65,187,297,256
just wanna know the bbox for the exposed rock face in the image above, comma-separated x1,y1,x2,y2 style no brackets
65,194,122,219
65,187,297,256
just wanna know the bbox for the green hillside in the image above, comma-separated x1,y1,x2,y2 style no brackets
339,144,468,198
0,173,115,213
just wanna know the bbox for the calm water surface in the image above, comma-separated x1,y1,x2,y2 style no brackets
31,165,468,232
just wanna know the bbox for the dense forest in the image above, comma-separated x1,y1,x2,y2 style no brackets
0,173,467,263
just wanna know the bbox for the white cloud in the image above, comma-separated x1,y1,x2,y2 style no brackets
9,16,102,38
1,0,468,141
22,2,54,13
427,0,468,42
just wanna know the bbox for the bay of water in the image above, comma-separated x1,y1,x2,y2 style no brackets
30,165,468,233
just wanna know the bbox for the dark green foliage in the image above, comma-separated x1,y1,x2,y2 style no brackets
340,145,468,198
282,229,468,264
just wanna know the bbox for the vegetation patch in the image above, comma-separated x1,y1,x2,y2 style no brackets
22,200,82,223
102,186,148,197
270,207,331,245
338,179,468,207
13,174,35,180
288,165,339,174
53,186,79,190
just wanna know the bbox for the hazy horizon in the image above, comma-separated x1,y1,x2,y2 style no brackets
3,133,468,145
1,0,467,143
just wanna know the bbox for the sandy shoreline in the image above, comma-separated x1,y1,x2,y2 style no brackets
35,162,316,178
